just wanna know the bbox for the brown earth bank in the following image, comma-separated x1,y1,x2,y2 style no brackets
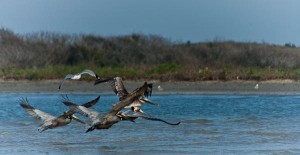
1,79,300,94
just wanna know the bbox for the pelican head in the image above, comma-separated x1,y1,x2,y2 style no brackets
116,111,124,120
63,112,86,124
131,106,143,113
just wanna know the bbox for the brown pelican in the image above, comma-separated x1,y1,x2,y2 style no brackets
63,82,151,132
58,69,99,90
94,77,158,108
20,96,100,132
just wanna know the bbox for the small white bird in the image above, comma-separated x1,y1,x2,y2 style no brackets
158,85,164,91
58,69,99,90
254,84,259,90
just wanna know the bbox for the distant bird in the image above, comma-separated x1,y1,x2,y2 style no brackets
157,85,164,91
64,82,152,132
254,83,259,90
118,106,181,125
20,96,100,132
94,77,158,108
58,69,99,90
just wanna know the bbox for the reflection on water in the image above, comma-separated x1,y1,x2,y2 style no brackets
1,94,300,154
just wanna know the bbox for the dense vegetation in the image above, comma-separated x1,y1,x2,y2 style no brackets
0,28,299,81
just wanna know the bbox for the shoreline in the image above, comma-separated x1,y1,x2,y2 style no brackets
1,79,300,94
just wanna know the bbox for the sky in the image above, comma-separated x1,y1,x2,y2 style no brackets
0,0,299,45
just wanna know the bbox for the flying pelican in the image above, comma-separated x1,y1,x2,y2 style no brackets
58,69,99,90
20,96,100,132
94,77,158,108
64,82,151,132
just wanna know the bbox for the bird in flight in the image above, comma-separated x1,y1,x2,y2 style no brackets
94,76,158,108
63,82,153,132
58,69,99,90
20,96,100,132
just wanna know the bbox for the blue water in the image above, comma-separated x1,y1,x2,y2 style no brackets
1,93,300,154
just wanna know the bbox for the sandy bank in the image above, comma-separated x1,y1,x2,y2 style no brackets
1,79,300,94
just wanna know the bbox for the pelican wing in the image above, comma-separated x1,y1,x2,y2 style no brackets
107,82,148,115
131,83,152,97
112,77,129,101
20,100,56,122
121,110,180,125
62,95,100,116
63,101,101,124
81,95,100,108
94,77,129,101
141,117,181,125
146,83,153,97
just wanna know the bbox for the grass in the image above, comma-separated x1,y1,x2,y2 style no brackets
1,64,300,82
0,64,184,80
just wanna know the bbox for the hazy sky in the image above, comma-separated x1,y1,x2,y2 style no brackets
0,0,299,45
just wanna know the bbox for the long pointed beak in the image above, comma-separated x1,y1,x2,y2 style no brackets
94,78,111,85
116,112,136,123
71,114,86,124
116,111,124,118
141,98,159,106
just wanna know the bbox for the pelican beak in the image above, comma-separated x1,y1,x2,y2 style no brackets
116,111,127,120
71,114,86,124
141,98,159,106
133,107,144,113
116,111,123,118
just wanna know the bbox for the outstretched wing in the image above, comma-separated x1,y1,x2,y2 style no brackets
107,82,148,115
79,69,98,78
112,77,129,100
142,117,181,125
63,101,101,124
121,110,180,125
63,95,101,116
20,98,56,122
58,74,74,90
94,77,129,101
146,83,153,97
81,95,100,108
58,69,99,90
129,83,153,98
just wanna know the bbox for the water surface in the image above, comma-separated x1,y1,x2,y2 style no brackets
1,93,300,154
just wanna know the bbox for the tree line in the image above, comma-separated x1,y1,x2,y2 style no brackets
0,28,299,81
